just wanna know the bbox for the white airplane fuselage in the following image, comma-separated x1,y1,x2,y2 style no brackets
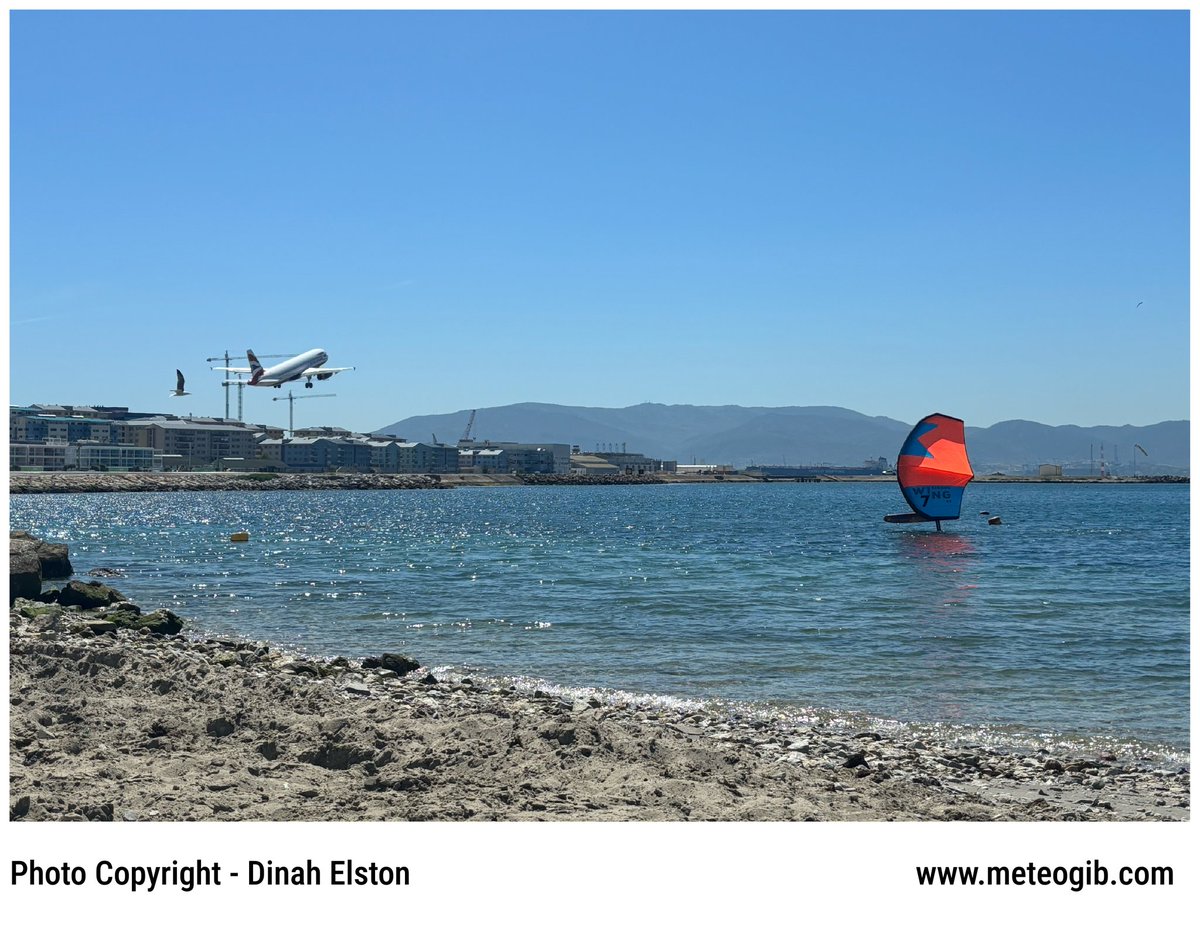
215,347,352,388
252,348,329,387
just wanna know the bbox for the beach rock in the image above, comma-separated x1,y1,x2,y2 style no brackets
129,609,184,636
16,601,68,632
362,653,421,675
10,531,73,579
843,751,869,769
10,541,42,603
76,617,119,636
35,542,72,578
104,601,143,617
281,660,321,676
87,567,125,578
57,580,126,610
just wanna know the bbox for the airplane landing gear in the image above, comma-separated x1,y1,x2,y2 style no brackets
305,380,314,388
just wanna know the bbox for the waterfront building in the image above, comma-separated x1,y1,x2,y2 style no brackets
458,440,569,474
365,437,402,473
395,441,460,474
10,410,117,444
66,442,155,471
588,450,677,474
569,454,622,476
9,443,70,471
119,417,262,470
257,436,373,472
365,438,459,474
459,447,509,474
9,440,153,472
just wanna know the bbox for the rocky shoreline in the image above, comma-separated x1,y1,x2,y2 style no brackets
10,470,1188,495
9,583,1189,822
8,470,451,494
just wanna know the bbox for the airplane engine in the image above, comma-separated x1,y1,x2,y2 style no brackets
317,371,335,380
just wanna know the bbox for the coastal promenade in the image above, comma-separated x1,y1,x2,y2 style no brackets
9,470,1185,494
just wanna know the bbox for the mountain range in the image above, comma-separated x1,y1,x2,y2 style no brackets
376,403,1190,473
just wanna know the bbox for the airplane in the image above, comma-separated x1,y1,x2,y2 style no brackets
169,369,191,397
212,348,354,389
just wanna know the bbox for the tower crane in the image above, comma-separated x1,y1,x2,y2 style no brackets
272,390,335,438
459,409,477,447
207,350,293,421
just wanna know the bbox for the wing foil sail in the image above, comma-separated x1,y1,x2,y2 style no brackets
889,413,974,523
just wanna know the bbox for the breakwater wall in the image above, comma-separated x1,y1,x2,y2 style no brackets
9,470,1186,495
8,471,675,494
9,471,450,495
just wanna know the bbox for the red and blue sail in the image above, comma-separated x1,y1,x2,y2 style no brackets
886,413,973,524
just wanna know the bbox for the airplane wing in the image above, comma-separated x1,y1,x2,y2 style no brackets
212,366,253,373
301,366,354,376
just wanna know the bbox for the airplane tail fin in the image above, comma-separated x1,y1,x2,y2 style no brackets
247,349,265,385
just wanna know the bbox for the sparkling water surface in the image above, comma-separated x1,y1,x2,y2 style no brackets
11,482,1189,756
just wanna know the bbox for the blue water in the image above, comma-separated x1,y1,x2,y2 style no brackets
10,482,1190,756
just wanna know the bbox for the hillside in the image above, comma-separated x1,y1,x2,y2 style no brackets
376,404,1190,473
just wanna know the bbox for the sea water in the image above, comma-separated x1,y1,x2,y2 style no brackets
11,482,1189,758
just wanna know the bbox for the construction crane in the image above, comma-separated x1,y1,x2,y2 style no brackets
459,409,477,447
206,350,293,421
272,390,335,438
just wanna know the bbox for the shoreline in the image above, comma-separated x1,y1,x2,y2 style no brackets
9,470,1188,494
10,591,1189,822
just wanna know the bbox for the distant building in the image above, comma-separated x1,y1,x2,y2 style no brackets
588,450,677,475
366,438,459,474
569,454,621,476
10,411,116,445
675,463,736,475
67,442,155,471
257,436,372,472
459,447,509,474
10,443,69,471
120,417,262,470
365,438,403,473
9,440,153,472
459,440,570,474
1038,463,1063,477
293,425,355,438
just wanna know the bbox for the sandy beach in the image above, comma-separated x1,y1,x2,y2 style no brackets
9,583,1189,823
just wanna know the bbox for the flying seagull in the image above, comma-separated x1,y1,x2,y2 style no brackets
169,369,191,397
1136,301,1143,308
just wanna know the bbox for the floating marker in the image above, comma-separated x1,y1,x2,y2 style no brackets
230,531,250,542
987,516,1002,526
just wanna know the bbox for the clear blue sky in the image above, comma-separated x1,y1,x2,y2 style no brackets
8,9,1189,433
